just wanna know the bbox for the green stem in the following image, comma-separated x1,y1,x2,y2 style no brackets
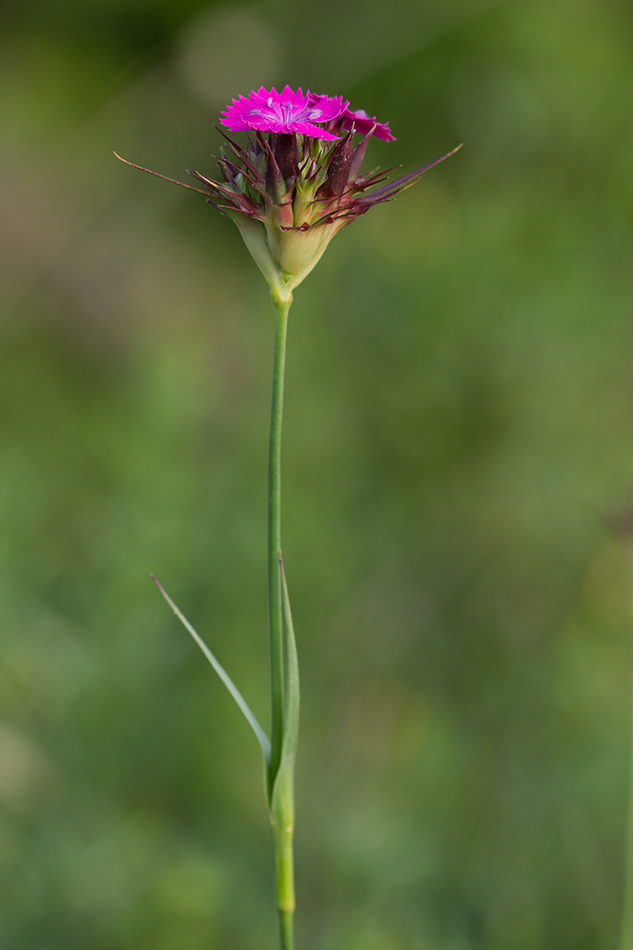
274,790,295,950
267,294,296,950
273,552,299,950
268,295,291,792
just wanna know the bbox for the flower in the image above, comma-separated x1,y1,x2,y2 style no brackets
221,86,348,141
116,87,461,305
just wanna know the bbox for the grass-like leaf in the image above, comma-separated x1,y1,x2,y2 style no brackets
152,575,271,765
280,554,299,774
270,553,300,805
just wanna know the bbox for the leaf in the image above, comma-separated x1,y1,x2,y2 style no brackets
152,575,271,765
269,552,300,811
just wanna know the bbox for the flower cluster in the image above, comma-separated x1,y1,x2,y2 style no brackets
117,86,460,304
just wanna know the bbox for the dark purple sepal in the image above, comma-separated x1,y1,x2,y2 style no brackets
323,131,355,197
274,133,299,182
264,142,288,205
348,129,373,183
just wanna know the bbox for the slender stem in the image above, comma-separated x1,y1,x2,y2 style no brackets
273,552,299,950
268,296,291,793
274,790,296,950
267,294,295,950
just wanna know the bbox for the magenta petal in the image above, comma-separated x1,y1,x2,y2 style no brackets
341,107,396,141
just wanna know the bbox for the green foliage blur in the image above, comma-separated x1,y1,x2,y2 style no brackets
1,0,633,947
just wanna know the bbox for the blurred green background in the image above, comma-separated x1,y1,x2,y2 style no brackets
1,0,633,947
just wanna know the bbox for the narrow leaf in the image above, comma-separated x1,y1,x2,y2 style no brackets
270,552,300,806
152,575,271,765
279,554,300,765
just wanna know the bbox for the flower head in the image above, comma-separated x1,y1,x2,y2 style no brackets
117,86,461,304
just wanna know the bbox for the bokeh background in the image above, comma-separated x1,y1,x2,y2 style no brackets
1,0,633,947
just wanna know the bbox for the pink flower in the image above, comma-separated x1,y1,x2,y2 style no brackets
221,85,348,141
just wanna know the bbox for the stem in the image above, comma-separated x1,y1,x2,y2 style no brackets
273,553,300,950
274,791,296,950
268,295,291,791
267,293,297,950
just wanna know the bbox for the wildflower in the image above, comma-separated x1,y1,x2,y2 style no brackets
120,86,462,950
221,85,348,141
116,86,461,305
